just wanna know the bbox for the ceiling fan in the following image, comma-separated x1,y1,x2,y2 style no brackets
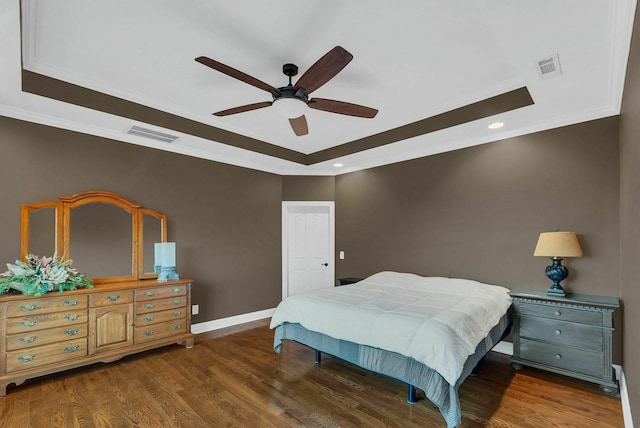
195,46,378,136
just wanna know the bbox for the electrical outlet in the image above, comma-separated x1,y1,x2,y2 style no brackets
192,304,199,315
339,251,345,260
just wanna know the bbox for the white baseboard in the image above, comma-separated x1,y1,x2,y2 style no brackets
490,342,632,427
190,308,274,334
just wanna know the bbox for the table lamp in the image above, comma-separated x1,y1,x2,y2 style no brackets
534,231,583,297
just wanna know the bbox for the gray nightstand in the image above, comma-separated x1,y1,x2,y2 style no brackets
509,288,620,394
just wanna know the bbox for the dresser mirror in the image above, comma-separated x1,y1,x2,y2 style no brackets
139,208,167,279
20,191,167,284
20,201,63,259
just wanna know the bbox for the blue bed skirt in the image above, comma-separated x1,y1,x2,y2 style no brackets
273,313,511,428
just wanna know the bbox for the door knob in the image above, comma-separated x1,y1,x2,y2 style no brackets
322,262,328,266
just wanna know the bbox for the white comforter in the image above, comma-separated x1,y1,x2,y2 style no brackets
270,271,511,385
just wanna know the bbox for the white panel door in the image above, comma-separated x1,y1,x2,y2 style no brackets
283,202,334,297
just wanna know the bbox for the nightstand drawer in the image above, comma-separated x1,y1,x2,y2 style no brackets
520,316,603,352
520,339,603,378
514,302,603,326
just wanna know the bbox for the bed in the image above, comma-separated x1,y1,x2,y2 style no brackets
270,271,512,428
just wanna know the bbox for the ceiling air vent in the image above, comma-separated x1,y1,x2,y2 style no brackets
126,125,178,143
536,53,562,79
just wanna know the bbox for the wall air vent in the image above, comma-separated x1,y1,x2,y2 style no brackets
126,125,178,143
536,53,562,79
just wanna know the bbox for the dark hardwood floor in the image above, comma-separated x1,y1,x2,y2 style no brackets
0,319,624,427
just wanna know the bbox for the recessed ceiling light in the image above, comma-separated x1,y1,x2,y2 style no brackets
488,122,504,129
333,163,343,167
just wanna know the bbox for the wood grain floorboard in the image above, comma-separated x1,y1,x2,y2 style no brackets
0,319,624,427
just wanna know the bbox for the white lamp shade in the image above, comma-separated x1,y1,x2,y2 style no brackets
154,243,163,266
534,232,583,258
156,242,176,267
272,97,307,118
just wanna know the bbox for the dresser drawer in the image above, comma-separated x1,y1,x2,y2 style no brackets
136,284,187,301
135,319,187,344
513,301,603,326
136,307,187,326
5,337,87,373
6,310,88,335
7,324,88,351
520,338,603,378
135,296,187,314
520,316,603,352
6,295,88,318
91,290,134,307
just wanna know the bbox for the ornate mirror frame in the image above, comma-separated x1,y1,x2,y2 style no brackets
20,190,167,284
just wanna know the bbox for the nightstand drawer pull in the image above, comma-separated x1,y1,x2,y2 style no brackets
64,329,79,336
172,288,181,293
64,345,80,353
18,335,37,344
555,329,561,335
20,320,37,327
144,304,155,310
170,324,182,330
64,300,79,306
18,354,36,362
107,295,120,302
144,291,155,297
554,310,561,316
143,316,155,322
19,304,37,312
64,314,79,321
172,299,182,305
555,354,562,360
143,330,155,337
172,311,182,317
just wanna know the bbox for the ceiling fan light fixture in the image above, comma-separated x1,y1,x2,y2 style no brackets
272,97,307,119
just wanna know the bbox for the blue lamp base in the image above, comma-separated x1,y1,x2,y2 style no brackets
158,266,180,282
545,258,568,297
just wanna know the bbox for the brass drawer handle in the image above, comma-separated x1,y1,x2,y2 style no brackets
171,311,182,317
170,324,182,330
171,299,182,305
172,288,181,293
555,354,562,360
144,304,155,310
107,295,120,302
20,320,37,327
19,304,37,312
64,300,80,306
64,345,80,353
64,314,80,321
144,291,155,297
18,335,37,344
18,354,36,362
143,330,155,337
64,329,80,336
555,329,562,335
143,316,155,322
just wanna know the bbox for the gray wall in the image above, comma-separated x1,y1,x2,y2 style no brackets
619,1,640,421
335,118,620,297
0,116,283,322
282,176,335,201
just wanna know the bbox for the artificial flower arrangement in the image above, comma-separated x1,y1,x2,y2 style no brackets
0,254,93,297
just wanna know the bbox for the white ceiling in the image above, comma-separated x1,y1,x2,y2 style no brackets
0,0,636,175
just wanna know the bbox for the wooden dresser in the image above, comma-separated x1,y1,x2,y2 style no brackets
0,278,193,397
509,288,619,394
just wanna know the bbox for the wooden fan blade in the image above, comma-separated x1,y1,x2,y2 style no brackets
288,115,309,136
195,56,279,95
308,98,378,118
294,46,353,95
213,101,272,116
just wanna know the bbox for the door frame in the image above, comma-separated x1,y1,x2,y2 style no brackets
282,201,335,299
